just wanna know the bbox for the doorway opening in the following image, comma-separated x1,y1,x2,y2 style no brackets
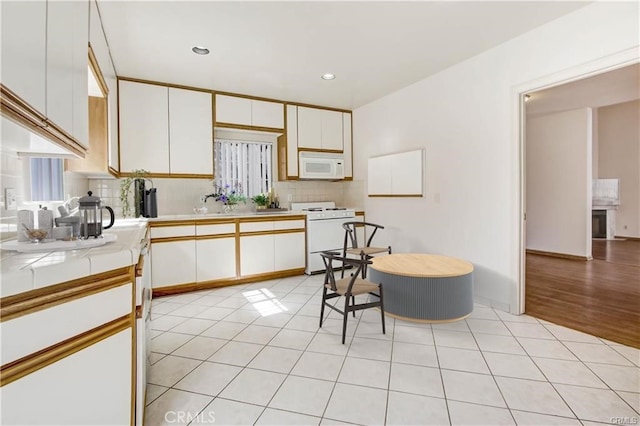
519,63,640,348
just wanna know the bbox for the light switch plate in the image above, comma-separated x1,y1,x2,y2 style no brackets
4,187,16,210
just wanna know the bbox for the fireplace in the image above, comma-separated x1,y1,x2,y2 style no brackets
592,210,607,238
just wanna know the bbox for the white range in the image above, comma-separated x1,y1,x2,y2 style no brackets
290,202,362,274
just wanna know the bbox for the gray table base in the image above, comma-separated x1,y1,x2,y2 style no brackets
369,269,474,323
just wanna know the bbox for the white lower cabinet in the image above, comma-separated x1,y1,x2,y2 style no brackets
196,237,236,281
275,232,306,271
151,240,196,287
240,234,275,276
1,329,132,426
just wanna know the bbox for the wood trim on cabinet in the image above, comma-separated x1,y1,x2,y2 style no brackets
239,215,306,223
117,76,212,94
235,221,241,277
195,219,236,226
108,166,120,178
195,233,236,241
152,268,306,297
130,269,137,426
135,254,145,277
88,43,109,97
240,228,306,237
117,172,213,179
355,211,365,217
0,267,134,322
150,220,196,228
298,147,344,154
150,235,195,244
368,194,423,198
214,122,285,134
525,249,591,261
117,77,122,172
0,314,131,387
0,84,86,158
285,101,351,114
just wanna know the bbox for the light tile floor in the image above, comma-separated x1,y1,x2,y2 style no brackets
145,275,640,426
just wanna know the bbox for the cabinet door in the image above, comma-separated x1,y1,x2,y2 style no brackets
46,1,75,137
342,113,352,178
321,109,343,151
297,107,322,149
71,0,89,148
1,330,131,426
240,235,274,276
169,88,213,175
286,105,298,177
151,240,196,287
0,1,47,114
215,94,251,126
274,232,305,271
196,237,236,281
119,81,170,173
252,100,284,128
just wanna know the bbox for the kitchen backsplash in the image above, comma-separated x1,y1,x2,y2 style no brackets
88,178,366,217
0,150,89,241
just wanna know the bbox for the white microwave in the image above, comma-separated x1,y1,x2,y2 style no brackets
299,152,345,180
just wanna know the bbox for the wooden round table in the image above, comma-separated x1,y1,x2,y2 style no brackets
369,253,474,323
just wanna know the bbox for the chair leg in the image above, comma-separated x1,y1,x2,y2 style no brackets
379,285,386,335
319,287,327,328
342,297,350,344
351,296,356,317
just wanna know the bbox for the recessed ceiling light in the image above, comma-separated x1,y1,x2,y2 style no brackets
192,46,210,55
321,73,336,80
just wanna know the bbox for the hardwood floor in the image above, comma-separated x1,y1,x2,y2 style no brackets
525,239,640,348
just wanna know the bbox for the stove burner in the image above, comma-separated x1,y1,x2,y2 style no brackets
303,208,323,212
325,208,346,210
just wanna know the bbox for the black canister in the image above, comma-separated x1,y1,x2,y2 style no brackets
144,188,158,218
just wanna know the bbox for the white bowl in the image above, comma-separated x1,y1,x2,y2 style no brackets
193,206,208,214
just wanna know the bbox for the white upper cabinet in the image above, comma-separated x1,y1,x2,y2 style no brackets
119,81,170,173
215,94,251,125
286,105,298,177
1,0,88,149
251,99,284,128
168,88,213,175
321,109,343,151
297,107,322,149
70,0,89,148
119,81,214,176
297,106,343,151
215,94,284,129
1,1,47,113
46,1,75,137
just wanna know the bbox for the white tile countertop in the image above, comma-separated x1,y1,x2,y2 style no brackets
0,219,148,298
149,210,306,222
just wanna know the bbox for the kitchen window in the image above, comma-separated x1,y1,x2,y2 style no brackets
214,139,272,197
27,158,64,201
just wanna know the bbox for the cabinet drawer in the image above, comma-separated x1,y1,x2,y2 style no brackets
151,225,195,239
240,221,274,233
273,219,305,231
197,223,235,236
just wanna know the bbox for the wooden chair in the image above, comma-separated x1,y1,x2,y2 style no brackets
342,221,392,278
319,251,385,344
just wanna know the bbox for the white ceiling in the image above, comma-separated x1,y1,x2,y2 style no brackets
97,1,589,110
526,63,640,116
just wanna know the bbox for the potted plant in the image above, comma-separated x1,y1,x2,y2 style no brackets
251,193,269,210
119,169,150,217
203,182,247,213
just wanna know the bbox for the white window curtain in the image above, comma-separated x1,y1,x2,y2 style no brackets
214,139,272,197
30,158,64,201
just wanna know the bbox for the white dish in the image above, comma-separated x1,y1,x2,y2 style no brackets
1,233,117,253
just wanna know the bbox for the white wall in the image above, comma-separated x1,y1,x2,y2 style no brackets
598,100,640,237
353,2,639,311
526,108,592,258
